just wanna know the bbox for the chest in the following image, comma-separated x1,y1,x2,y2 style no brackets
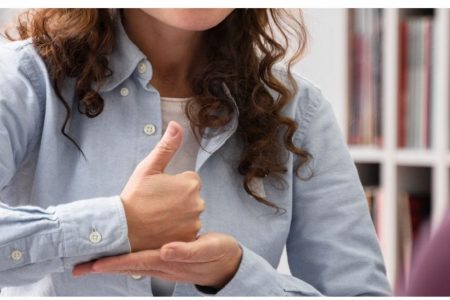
24,84,293,264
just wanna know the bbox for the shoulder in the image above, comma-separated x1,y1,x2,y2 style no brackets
0,39,48,101
0,40,49,136
0,39,36,69
272,65,332,144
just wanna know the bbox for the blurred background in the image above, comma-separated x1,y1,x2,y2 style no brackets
1,8,448,292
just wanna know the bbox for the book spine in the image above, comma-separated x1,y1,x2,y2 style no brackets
398,20,408,148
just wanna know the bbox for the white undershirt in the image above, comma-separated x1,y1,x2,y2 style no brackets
151,96,199,296
161,97,199,175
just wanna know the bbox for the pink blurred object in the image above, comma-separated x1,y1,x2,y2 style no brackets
396,207,450,296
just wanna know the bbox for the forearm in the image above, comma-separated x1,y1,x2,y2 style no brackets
0,196,130,287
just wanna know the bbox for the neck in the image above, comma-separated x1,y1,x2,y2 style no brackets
122,9,205,97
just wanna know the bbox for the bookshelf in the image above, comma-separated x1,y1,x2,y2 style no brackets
344,8,450,286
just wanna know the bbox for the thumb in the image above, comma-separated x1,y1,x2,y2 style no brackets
160,234,225,263
139,121,183,176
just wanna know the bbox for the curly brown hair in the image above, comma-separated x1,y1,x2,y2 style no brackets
6,8,311,211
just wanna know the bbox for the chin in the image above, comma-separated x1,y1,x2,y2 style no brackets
142,9,234,32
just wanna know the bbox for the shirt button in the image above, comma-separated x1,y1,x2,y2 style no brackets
120,87,129,97
137,62,147,74
89,231,102,244
144,124,156,136
131,275,143,280
10,250,23,261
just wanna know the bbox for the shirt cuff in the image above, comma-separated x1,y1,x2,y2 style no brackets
188,244,320,296
54,195,131,266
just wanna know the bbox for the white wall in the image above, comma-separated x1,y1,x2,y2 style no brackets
0,9,20,27
0,9,21,43
293,8,348,132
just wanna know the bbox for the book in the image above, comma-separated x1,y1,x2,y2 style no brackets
398,16,434,149
397,191,431,283
348,9,383,146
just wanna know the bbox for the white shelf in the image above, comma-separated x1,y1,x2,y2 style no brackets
395,149,436,166
349,146,384,163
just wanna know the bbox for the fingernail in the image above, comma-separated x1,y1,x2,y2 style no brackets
166,122,178,137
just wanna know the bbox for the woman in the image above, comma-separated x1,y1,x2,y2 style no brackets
0,9,390,296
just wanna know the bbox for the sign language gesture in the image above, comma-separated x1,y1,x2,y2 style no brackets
119,121,205,251
73,121,242,290
73,232,243,290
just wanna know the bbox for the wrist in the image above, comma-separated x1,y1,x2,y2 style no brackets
119,195,138,251
211,243,243,289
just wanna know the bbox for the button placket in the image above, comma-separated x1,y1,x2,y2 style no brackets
144,124,156,136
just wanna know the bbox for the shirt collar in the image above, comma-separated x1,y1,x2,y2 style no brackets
97,13,240,172
98,12,240,129
99,13,151,93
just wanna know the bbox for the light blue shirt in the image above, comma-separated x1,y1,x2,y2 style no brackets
0,15,391,296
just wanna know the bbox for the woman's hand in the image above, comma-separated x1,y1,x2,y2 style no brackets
73,232,243,290
121,121,205,252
